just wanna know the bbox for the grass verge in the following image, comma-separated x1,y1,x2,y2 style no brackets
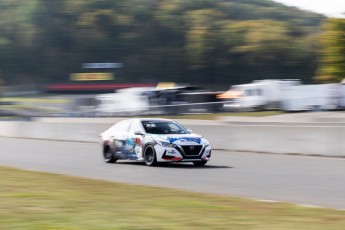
0,97,68,104
139,111,283,120
1,166,345,229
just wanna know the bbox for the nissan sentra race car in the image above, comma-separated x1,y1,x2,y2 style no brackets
100,118,212,166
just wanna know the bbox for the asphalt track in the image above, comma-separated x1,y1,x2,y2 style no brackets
1,137,345,210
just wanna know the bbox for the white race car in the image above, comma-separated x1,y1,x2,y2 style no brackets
100,118,212,166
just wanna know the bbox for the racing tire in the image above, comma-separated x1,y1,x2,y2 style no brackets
144,145,157,166
103,146,117,163
193,160,207,167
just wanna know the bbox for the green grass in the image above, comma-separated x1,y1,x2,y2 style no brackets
220,111,284,117
0,166,344,230
0,96,67,114
1,104,62,112
0,97,68,104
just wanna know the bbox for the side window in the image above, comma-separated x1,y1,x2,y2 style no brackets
129,120,143,133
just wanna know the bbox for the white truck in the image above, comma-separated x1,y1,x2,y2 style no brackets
281,84,340,112
220,79,300,111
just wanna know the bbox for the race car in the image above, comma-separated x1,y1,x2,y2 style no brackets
99,118,212,166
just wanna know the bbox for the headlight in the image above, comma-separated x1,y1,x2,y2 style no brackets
157,141,175,148
205,143,210,148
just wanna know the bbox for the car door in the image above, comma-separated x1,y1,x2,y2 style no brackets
110,120,132,159
128,120,145,159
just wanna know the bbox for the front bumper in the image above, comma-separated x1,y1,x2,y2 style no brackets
155,144,211,162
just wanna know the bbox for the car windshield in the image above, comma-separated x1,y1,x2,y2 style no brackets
141,120,190,134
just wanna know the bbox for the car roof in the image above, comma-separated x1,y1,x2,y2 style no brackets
115,118,175,126
137,118,173,122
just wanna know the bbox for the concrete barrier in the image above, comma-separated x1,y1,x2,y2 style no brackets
189,124,345,156
1,119,344,157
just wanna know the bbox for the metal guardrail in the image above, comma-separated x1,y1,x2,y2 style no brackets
93,101,225,116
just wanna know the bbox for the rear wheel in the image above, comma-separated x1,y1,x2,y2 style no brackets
193,160,207,167
103,146,117,163
144,145,157,166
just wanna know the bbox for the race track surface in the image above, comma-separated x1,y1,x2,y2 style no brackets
1,137,345,209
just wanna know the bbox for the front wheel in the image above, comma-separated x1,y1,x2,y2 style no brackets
144,145,157,166
193,160,207,167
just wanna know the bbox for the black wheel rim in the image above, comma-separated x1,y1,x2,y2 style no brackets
104,149,112,160
145,148,153,163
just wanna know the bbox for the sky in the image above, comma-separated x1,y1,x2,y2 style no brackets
273,0,345,18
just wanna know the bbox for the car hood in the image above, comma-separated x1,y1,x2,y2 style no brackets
150,134,203,145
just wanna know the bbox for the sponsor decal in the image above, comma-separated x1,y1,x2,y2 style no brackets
167,137,201,144
70,72,114,81
166,150,176,156
116,138,139,160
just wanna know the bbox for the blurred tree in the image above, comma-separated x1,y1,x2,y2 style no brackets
230,20,290,63
0,0,325,86
32,0,76,83
316,19,345,83
0,74,4,98
0,0,38,84
227,20,319,81
184,9,223,69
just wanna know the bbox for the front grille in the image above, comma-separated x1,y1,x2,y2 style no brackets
181,145,202,156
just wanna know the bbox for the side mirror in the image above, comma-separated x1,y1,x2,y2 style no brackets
134,130,144,135
187,129,193,133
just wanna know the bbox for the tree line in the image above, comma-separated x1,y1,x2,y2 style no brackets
0,0,342,88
